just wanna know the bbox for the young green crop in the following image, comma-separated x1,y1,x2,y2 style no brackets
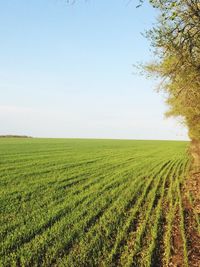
0,138,190,266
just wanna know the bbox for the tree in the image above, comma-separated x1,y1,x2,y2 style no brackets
144,0,200,165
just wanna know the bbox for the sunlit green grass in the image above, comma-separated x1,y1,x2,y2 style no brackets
0,138,189,266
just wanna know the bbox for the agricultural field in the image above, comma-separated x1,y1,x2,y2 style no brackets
0,138,197,266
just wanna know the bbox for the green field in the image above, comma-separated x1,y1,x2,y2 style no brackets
0,138,190,266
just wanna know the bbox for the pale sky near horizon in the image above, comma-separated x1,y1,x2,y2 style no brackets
0,0,189,140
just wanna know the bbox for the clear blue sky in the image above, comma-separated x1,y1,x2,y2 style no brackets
0,0,188,140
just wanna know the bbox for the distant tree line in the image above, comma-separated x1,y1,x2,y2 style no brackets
0,135,32,138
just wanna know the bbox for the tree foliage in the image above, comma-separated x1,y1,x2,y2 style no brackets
144,0,200,146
